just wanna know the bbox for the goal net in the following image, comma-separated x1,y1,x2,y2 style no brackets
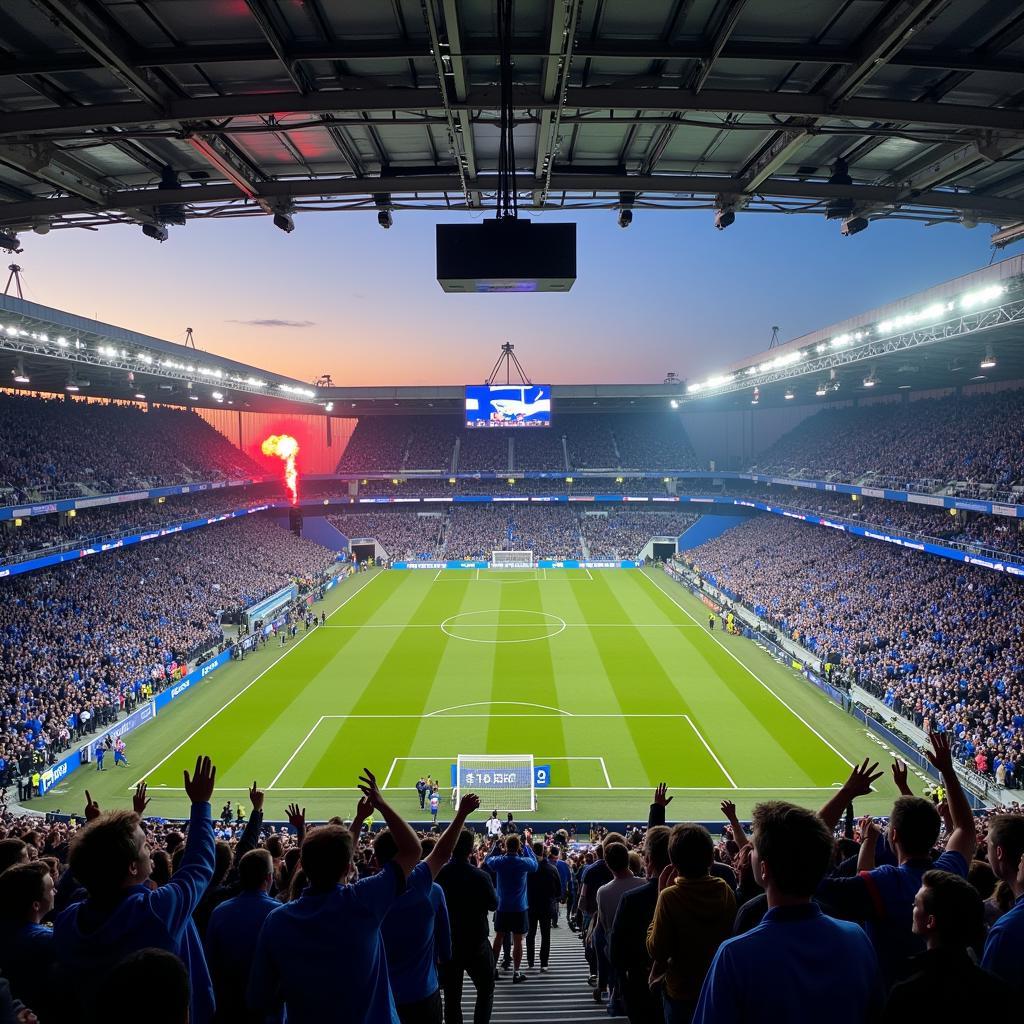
456,754,535,811
491,550,534,568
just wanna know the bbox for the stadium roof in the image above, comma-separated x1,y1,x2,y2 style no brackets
0,291,324,410
683,252,1024,407
0,292,684,411
0,1,1023,244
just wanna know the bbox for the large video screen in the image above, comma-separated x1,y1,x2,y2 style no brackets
465,384,551,428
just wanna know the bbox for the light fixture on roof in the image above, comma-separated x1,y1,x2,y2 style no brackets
324,402,334,412
670,399,679,409
374,193,393,229
714,208,735,231
134,392,146,400
617,190,635,229
751,386,760,406
980,348,996,369
12,358,29,384
141,222,168,243
272,207,295,234
863,369,878,388
841,216,869,237
784,389,795,400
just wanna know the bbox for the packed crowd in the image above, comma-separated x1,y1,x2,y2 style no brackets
0,518,336,794
0,394,263,500
683,516,1024,785
327,512,444,561
751,388,1024,491
442,506,583,561
334,413,700,475
1,739,1021,1024
583,512,699,559
0,487,281,561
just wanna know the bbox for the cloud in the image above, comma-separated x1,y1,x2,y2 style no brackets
226,318,316,328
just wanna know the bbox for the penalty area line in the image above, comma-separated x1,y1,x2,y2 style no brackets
129,571,384,788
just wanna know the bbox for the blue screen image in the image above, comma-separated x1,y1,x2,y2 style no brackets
465,384,551,428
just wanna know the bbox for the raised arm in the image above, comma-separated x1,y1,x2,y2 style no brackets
925,731,976,863
358,768,421,878
425,794,481,878
648,783,672,828
818,759,883,832
286,802,307,845
720,800,749,851
233,781,265,863
856,817,880,872
890,759,914,797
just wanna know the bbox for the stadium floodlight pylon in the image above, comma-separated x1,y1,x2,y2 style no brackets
456,754,535,811
491,550,534,568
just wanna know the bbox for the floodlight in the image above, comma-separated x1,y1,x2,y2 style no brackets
617,208,633,229
377,210,393,230
784,389,795,400
670,399,679,409
142,223,168,242
12,358,29,384
273,211,295,234
714,208,735,230
134,393,146,400
815,382,827,397
863,374,877,388
324,401,334,412
841,216,869,237
980,349,996,369
0,231,21,252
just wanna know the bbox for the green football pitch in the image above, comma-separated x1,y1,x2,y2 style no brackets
36,567,905,824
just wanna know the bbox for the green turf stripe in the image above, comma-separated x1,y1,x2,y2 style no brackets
638,569,850,785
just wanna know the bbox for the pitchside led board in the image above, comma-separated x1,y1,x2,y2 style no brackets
450,764,551,789
465,384,551,428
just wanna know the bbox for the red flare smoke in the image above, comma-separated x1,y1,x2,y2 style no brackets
262,433,300,504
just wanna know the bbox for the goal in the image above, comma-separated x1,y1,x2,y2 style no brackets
456,754,535,811
491,550,534,568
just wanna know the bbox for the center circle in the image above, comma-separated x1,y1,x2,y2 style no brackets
440,609,567,644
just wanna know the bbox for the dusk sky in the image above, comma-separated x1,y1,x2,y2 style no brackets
15,209,1016,387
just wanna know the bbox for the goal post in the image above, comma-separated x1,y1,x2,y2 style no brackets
456,754,535,811
491,550,534,568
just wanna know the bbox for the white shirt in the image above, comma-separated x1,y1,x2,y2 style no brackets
486,817,503,837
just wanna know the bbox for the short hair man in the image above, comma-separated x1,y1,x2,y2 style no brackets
107,948,190,1024
647,824,735,1024
53,757,218,1024
817,737,976,984
610,824,671,1024
203,849,279,1024
485,833,537,983
376,795,479,1023
526,841,562,973
436,829,498,1024
883,870,1014,1020
981,813,1024,992
0,862,55,1016
692,802,882,1024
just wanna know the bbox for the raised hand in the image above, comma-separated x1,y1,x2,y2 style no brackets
353,795,372,823
858,815,881,843
720,799,739,822
654,782,673,807
890,759,911,795
84,790,101,821
658,863,677,892
842,758,883,798
287,803,307,830
183,755,216,804
457,793,481,818
133,782,150,816
248,780,265,813
936,800,953,832
926,731,954,776
357,768,382,808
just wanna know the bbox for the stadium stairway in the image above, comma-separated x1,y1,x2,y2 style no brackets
463,925,628,1023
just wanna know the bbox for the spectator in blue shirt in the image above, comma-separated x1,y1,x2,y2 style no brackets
816,737,976,985
53,761,218,1024
203,848,281,1024
981,813,1024,992
375,795,479,1023
692,801,883,1024
0,862,55,1017
484,833,537,983
248,772,473,1024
